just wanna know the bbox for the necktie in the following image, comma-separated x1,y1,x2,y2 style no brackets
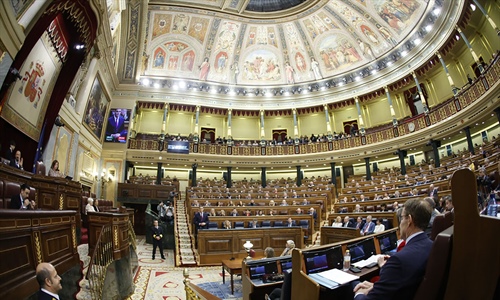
397,240,406,252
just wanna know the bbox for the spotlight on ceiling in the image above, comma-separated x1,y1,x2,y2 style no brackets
297,87,302,93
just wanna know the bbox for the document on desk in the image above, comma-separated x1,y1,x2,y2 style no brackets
353,254,384,268
316,268,360,285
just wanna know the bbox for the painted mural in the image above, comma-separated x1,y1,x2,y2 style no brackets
241,50,281,82
142,0,428,84
83,75,110,142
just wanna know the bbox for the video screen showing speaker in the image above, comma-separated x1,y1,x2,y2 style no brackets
105,108,131,143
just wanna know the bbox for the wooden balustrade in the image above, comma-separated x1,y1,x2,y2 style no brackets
197,227,304,265
0,209,79,299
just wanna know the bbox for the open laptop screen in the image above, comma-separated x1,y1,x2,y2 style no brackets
377,231,398,253
248,260,279,280
347,238,376,263
303,246,343,274
280,257,293,273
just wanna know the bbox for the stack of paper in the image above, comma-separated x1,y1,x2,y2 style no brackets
316,268,360,285
353,254,384,268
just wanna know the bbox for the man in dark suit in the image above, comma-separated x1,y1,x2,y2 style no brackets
9,150,23,170
353,198,433,299
151,220,165,260
106,109,126,141
5,140,15,162
428,184,438,202
343,216,355,228
9,183,30,209
194,207,209,231
36,262,62,300
286,217,296,227
360,215,375,235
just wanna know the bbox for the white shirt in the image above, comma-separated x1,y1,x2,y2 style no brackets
41,288,60,300
374,224,385,233
332,222,343,227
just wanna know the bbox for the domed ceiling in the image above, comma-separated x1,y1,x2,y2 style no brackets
136,0,462,109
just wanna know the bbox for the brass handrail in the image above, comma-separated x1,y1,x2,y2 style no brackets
128,220,137,251
86,224,113,299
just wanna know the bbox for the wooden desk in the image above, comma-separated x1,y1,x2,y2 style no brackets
222,259,243,294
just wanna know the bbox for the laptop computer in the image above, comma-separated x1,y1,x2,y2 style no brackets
377,231,398,255
248,260,279,281
347,238,377,263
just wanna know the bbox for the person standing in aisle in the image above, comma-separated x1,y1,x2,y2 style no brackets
152,220,165,260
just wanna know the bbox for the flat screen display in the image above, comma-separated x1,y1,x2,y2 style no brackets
347,238,376,263
280,258,293,273
249,260,278,279
105,108,131,143
377,231,398,253
303,246,343,274
167,140,190,154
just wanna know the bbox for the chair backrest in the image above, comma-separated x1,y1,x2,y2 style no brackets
35,161,46,175
261,220,271,227
208,222,218,229
274,221,283,227
280,270,293,300
234,221,244,229
430,212,453,241
413,226,454,300
298,219,309,228
382,218,391,229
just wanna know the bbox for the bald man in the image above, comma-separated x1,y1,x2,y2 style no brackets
36,262,62,299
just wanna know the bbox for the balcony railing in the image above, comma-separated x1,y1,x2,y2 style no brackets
128,56,499,156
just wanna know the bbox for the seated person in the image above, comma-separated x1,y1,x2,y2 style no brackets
264,247,275,258
223,220,232,229
353,198,433,299
48,160,65,177
280,240,295,256
332,216,343,227
85,198,96,215
373,219,385,233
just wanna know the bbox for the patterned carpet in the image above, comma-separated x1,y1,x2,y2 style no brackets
174,196,197,266
127,236,243,300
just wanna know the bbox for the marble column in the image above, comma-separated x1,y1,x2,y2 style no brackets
437,51,459,95
355,97,366,135
411,72,429,113
365,157,371,181
324,104,333,139
296,165,302,187
464,126,474,154
456,26,483,73
260,110,265,142
261,167,267,188
156,163,162,185
431,140,441,168
191,164,197,187
330,162,337,186
293,108,299,144
398,150,407,175
385,86,398,126
194,105,200,142
471,0,499,34
227,109,233,145
226,167,232,188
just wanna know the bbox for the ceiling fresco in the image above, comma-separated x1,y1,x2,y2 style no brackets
142,0,428,85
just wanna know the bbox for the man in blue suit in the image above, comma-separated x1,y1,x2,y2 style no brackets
194,206,209,231
106,109,126,141
360,215,375,235
353,198,433,299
